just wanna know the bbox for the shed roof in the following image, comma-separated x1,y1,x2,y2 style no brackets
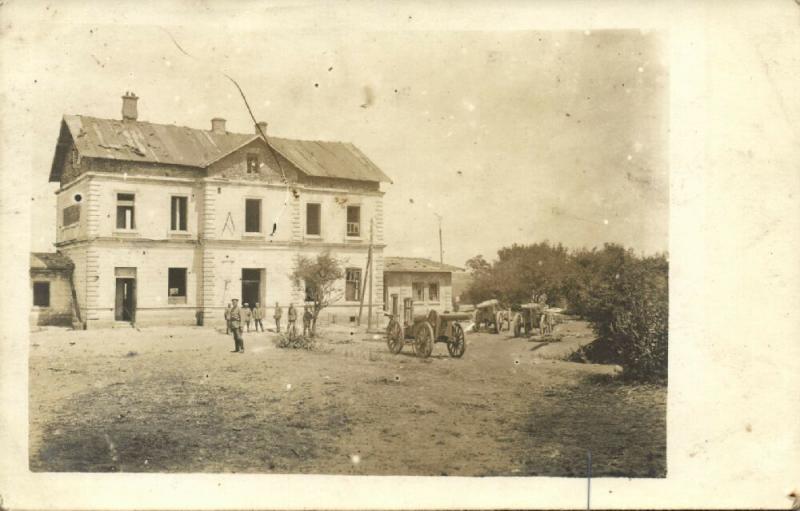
383,256,463,273
51,115,392,184
31,252,74,271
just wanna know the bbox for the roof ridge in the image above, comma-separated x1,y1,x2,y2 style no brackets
68,114,351,144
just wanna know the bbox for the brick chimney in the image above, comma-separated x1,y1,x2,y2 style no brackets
211,118,226,134
121,91,138,121
255,121,268,136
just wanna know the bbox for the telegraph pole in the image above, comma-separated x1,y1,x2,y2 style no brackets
435,213,443,263
357,218,374,327
367,219,374,331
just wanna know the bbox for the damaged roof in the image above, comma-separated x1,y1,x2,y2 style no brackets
51,115,392,183
269,137,392,183
384,257,463,273
31,252,74,271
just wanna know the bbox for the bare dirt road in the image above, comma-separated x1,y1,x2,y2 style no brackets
29,319,666,476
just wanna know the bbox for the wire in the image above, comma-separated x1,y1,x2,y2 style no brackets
160,27,293,236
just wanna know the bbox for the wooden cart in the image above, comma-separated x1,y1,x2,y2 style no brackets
385,306,469,359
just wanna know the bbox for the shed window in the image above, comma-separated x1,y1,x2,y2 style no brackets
170,196,188,231
345,268,362,301
33,282,50,307
116,193,135,230
346,205,361,237
412,282,425,302
168,268,187,304
306,203,321,236
245,199,261,233
429,283,440,302
247,154,259,174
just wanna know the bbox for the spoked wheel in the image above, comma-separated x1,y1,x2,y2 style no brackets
494,311,505,334
447,323,466,358
413,322,434,358
386,319,404,354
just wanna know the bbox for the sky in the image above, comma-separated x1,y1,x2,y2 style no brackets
19,13,668,267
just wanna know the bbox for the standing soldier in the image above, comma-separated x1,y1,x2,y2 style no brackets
287,303,298,336
242,302,252,332
273,301,282,332
253,302,264,332
229,298,244,353
224,303,232,335
302,306,313,337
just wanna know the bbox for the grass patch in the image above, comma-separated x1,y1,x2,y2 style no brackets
520,375,666,477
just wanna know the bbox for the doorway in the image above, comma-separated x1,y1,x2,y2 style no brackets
241,268,263,307
115,278,136,322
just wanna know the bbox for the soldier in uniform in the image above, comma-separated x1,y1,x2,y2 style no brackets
229,298,244,353
224,303,232,335
242,302,252,332
273,301,282,332
302,306,313,337
253,302,264,332
287,303,298,335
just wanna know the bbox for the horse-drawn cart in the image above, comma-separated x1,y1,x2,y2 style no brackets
385,307,469,358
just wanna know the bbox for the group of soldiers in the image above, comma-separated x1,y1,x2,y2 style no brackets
223,299,314,353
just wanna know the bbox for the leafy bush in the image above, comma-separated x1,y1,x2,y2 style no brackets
567,248,668,383
275,331,317,351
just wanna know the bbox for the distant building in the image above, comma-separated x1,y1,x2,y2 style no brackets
383,257,463,320
47,92,391,328
30,252,76,328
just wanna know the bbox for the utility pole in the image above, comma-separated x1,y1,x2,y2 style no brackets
357,218,374,328
367,218,374,331
434,213,443,263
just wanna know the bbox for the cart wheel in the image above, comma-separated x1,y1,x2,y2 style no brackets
386,319,404,354
494,311,505,334
413,322,434,358
513,314,522,338
447,323,466,358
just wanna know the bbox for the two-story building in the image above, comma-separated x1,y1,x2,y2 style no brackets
49,92,391,328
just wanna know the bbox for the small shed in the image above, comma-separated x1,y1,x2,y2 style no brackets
383,257,463,318
30,252,76,328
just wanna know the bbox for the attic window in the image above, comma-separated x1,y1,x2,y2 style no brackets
247,154,259,174
71,148,81,168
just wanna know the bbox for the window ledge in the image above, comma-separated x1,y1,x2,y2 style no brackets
168,296,188,305
113,230,139,237
168,231,193,238
345,237,363,242
304,234,322,240
242,233,265,240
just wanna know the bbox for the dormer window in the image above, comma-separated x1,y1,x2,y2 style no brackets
247,154,259,174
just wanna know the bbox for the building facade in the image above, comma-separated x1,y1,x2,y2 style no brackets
383,257,463,322
49,93,390,328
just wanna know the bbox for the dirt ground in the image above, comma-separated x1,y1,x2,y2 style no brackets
29,319,666,477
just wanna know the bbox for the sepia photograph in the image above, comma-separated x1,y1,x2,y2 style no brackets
26,21,668,478
2,1,799,510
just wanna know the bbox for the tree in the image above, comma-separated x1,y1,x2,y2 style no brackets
290,251,345,337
